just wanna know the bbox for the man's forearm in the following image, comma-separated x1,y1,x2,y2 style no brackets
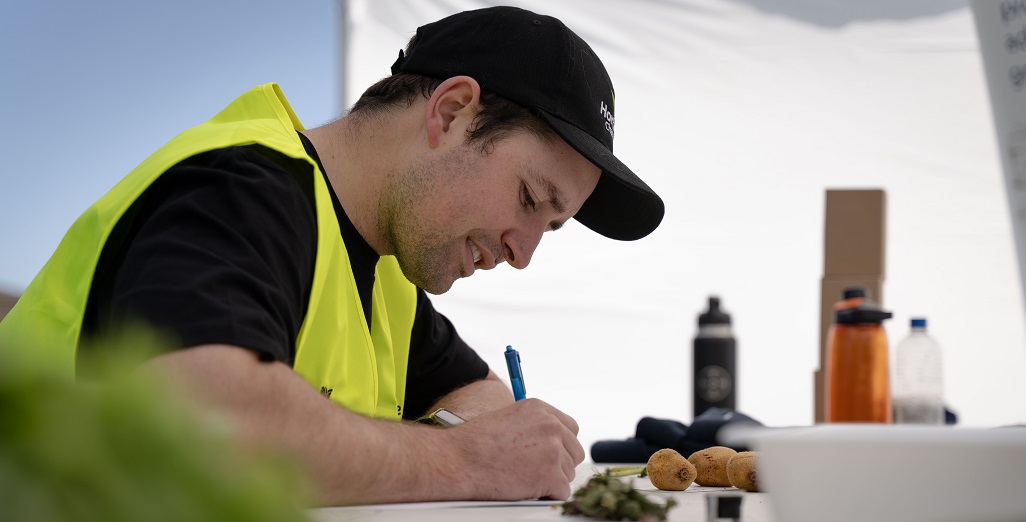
142,345,583,505
141,344,475,505
429,370,514,420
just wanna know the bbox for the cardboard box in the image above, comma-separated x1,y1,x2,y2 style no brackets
814,190,886,423
823,190,886,277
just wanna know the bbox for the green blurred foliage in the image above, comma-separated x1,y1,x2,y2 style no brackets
562,472,676,521
0,333,312,522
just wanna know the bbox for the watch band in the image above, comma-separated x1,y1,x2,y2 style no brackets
417,408,466,427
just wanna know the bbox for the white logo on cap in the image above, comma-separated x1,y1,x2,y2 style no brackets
599,100,615,139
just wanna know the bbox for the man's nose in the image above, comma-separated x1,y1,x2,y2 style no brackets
502,226,544,270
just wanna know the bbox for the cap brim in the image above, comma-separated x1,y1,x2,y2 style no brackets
536,110,665,241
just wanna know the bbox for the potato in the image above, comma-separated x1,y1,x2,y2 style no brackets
646,448,697,491
688,446,737,487
726,451,760,492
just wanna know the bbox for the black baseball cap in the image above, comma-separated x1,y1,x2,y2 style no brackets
390,6,664,241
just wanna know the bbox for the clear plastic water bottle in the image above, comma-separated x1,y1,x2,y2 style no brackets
893,318,945,424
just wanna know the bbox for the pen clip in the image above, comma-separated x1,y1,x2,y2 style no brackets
504,345,527,401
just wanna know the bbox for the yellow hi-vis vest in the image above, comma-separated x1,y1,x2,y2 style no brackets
0,83,416,421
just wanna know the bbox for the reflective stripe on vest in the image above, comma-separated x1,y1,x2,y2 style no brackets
0,83,414,420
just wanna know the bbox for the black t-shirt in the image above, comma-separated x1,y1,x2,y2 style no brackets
80,133,488,419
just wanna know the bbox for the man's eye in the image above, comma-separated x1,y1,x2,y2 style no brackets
522,184,536,210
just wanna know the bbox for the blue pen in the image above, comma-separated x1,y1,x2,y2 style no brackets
504,345,527,401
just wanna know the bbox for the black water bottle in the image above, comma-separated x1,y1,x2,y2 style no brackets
693,296,736,418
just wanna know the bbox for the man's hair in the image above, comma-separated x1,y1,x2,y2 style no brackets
349,40,557,151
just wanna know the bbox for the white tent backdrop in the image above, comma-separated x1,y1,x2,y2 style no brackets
346,0,1026,449
1,0,1023,454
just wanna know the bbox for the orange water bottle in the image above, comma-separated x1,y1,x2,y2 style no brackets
825,288,894,423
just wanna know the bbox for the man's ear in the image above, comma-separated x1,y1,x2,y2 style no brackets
425,76,481,149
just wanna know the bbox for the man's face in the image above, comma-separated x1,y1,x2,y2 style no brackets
382,130,602,294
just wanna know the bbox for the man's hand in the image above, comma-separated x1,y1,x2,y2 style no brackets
443,398,586,500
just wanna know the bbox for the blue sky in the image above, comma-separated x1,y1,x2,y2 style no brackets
1,0,340,293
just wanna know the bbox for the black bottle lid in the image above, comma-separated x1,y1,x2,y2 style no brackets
836,301,893,325
842,286,868,300
698,296,731,325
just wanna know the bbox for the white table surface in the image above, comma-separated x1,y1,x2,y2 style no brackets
310,461,774,522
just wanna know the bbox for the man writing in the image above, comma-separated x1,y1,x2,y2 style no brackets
0,6,663,504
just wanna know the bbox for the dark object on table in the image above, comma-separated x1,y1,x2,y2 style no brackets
591,408,761,464
706,494,742,521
